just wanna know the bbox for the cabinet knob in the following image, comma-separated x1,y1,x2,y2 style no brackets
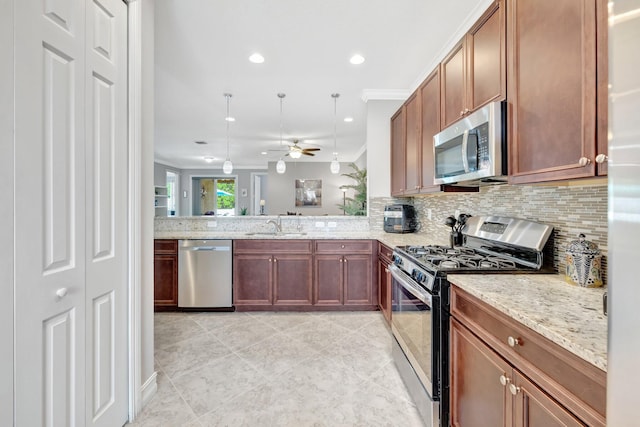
595,154,608,164
460,110,465,117
341,244,345,249
273,258,277,263
269,258,272,262
385,268,389,273
578,157,592,167
499,374,510,386
339,258,343,263
507,336,521,347
509,383,521,395
344,258,347,263
464,108,470,114
56,287,68,299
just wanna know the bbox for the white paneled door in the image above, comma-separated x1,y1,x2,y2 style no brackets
14,0,128,426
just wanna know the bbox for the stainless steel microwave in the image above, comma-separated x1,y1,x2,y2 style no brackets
433,101,506,185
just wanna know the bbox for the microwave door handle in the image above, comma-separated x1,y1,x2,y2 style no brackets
461,130,470,172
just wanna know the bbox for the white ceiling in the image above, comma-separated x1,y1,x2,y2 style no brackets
153,0,490,170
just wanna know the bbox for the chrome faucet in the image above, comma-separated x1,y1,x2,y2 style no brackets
266,215,282,233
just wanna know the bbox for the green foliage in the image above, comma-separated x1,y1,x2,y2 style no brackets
217,180,235,209
239,207,248,215
337,163,367,216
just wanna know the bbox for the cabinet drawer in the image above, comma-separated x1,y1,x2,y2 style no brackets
451,286,606,426
154,239,177,254
234,239,312,254
314,240,373,254
378,241,393,263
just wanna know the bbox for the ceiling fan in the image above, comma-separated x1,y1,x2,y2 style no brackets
271,139,321,158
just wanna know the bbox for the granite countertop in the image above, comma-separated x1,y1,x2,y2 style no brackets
447,274,608,372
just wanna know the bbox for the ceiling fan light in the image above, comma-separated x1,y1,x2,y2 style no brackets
276,158,286,174
330,158,340,174
223,159,233,174
290,150,302,159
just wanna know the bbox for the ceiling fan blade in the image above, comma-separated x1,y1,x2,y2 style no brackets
302,148,321,152
303,152,316,156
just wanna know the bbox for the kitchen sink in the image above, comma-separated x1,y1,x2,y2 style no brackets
245,231,307,236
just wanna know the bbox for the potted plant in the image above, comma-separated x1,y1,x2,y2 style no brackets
337,163,367,216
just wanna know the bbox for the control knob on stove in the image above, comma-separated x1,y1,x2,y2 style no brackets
392,254,403,266
412,269,425,283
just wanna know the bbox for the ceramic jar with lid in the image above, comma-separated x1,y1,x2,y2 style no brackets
565,233,603,287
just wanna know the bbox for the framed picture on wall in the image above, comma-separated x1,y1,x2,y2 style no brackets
295,179,322,207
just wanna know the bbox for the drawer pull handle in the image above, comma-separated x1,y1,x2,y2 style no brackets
509,383,521,395
507,336,521,347
341,244,345,249
499,374,510,386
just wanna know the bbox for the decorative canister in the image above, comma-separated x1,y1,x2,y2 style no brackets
565,233,603,287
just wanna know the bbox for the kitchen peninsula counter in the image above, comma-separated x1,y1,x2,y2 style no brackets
448,273,608,372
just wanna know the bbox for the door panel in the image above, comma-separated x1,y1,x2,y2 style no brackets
85,0,128,425
15,0,86,424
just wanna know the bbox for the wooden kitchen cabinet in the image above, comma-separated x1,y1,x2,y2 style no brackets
441,0,505,128
507,0,608,183
450,285,606,427
390,108,406,196
154,239,178,311
377,242,393,324
419,68,442,193
314,240,376,308
233,240,313,309
404,92,421,195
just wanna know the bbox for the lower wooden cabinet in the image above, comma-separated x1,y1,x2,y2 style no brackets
450,285,606,427
377,242,393,324
154,239,178,311
234,239,375,311
450,318,584,427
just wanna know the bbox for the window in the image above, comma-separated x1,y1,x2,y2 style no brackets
193,177,236,216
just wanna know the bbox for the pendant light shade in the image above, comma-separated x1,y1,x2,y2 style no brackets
330,93,340,174
276,93,286,174
223,93,233,174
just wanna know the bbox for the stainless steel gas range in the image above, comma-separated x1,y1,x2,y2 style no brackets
389,216,553,427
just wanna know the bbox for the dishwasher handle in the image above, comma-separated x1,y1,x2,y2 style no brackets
181,246,231,252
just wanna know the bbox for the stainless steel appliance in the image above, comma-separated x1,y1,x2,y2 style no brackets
390,216,553,426
178,240,233,308
384,204,419,233
433,101,506,185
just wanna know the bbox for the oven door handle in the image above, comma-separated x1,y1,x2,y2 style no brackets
389,265,432,305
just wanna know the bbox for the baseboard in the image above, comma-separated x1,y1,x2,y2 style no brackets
140,371,158,408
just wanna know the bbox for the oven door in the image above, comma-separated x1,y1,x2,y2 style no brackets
389,264,439,399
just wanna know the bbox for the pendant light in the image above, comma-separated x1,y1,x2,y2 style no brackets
222,93,233,174
276,93,286,174
330,93,340,174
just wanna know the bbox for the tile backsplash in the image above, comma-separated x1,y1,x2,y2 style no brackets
370,181,608,283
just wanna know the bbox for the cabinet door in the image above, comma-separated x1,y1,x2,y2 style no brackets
314,254,343,305
390,108,406,196
233,254,272,305
154,254,178,309
441,41,466,128
512,372,586,427
273,254,313,306
467,0,506,110
343,254,374,306
377,257,391,324
420,68,442,193
595,0,608,176
450,318,511,427
507,0,597,183
404,93,421,195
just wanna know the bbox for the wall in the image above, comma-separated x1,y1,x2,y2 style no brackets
607,1,640,423
366,99,405,197
371,181,608,280
0,0,14,423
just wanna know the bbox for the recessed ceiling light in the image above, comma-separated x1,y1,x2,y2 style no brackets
225,116,235,122
195,140,208,145
349,54,365,65
249,53,265,64
203,156,216,163
261,151,268,155
344,117,354,123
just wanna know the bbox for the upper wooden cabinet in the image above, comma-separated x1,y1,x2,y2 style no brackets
441,0,506,128
390,108,406,196
404,92,421,195
419,68,443,193
507,0,608,183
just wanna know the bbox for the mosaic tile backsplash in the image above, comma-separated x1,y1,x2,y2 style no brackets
371,182,608,284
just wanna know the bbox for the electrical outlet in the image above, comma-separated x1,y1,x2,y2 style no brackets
328,222,337,228
315,221,325,228
427,209,432,220
207,221,217,228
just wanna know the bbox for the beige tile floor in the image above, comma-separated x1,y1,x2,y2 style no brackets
128,311,425,427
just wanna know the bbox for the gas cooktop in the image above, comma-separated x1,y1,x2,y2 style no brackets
398,245,521,271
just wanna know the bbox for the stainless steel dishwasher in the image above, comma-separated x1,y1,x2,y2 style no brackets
178,240,232,308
